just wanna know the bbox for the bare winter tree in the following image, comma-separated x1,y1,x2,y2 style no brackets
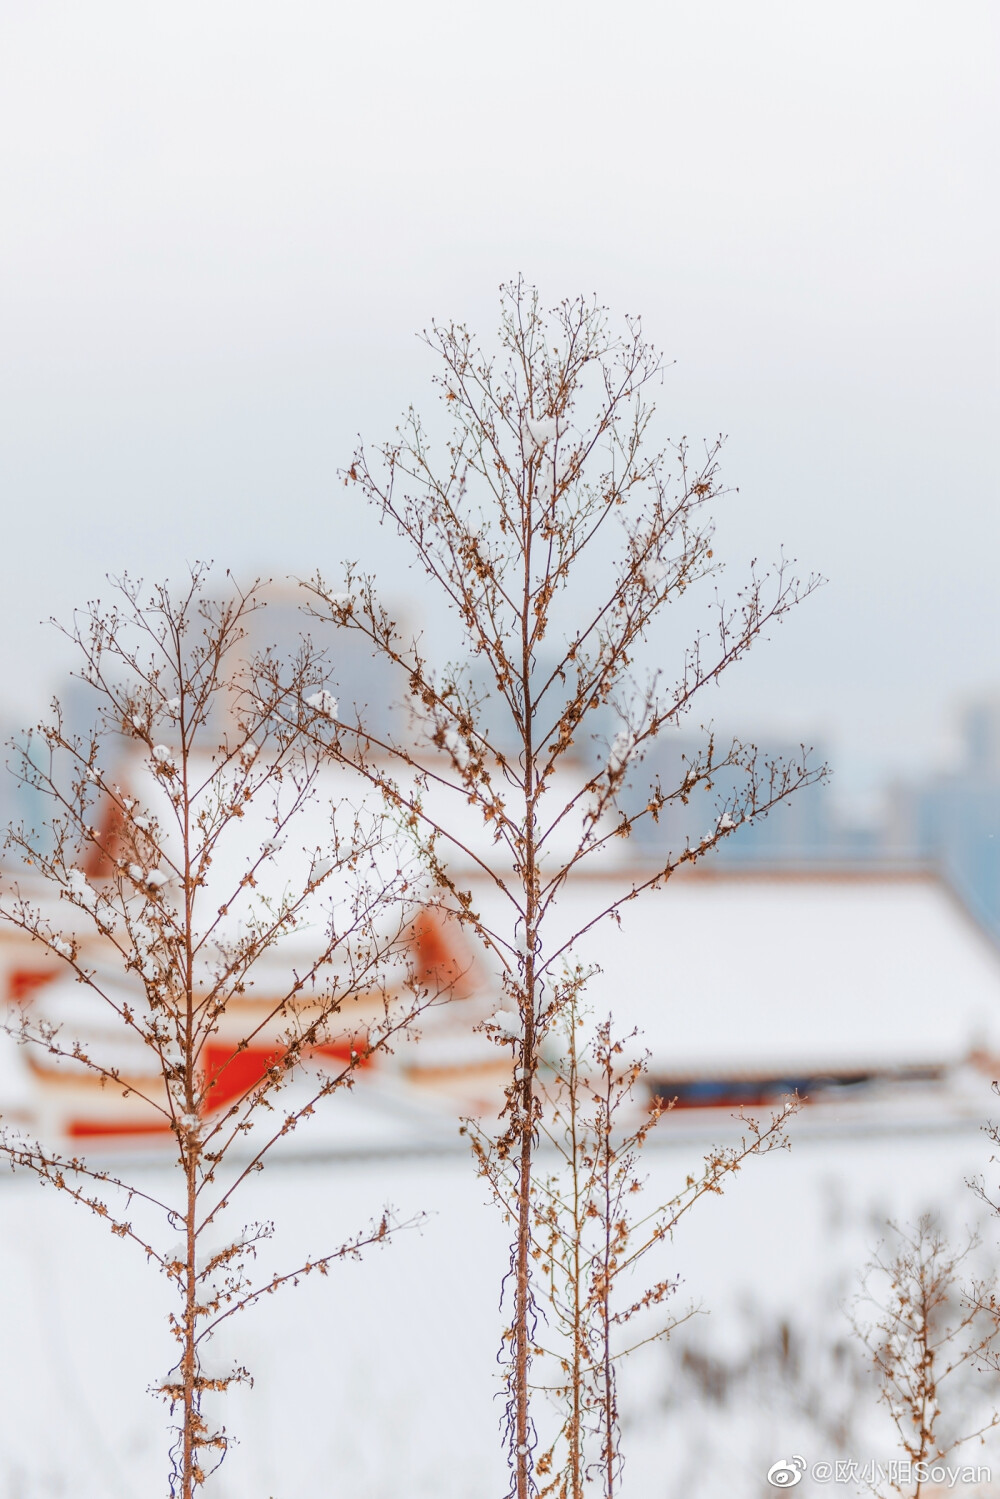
511,992,794,1498
851,1217,1000,1498
629,1210,1000,1499
0,567,438,1496
305,278,823,1495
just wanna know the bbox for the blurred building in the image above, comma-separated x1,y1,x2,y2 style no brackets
620,697,1000,950
886,698,1000,945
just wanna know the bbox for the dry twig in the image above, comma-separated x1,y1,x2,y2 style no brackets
305,279,823,1495
1,566,436,1495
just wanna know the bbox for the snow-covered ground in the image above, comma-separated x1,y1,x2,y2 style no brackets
1,1112,998,1497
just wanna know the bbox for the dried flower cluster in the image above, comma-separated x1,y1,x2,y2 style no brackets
306,279,822,1494
0,569,434,1495
852,1216,1000,1498
474,989,796,1498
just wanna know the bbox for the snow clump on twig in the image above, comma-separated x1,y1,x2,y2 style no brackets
607,729,635,777
444,728,470,769
65,869,98,912
489,1009,522,1040
304,689,339,720
522,415,558,448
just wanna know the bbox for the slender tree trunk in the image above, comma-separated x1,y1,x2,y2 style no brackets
514,894,537,1496
182,1152,199,1498
179,684,199,1498
514,470,537,1498
601,1265,614,1499
569,1024,584,1499
515,1028,534,1496
600,1059,615,1498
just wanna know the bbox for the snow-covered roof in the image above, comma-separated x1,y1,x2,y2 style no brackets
8,842,1000,1141
499,869,1000,1076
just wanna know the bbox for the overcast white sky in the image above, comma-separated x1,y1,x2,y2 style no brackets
0,0,996,797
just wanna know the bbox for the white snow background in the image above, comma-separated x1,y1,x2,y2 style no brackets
0,1122,995,1497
